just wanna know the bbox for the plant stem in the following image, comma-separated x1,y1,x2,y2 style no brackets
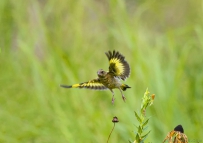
107,123,115,143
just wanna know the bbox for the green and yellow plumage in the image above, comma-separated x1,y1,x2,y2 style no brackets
61,79,107,90
106,50,130,80
60,50,131,103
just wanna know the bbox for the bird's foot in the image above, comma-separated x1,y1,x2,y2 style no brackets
112,97,115,104
122,95,126,102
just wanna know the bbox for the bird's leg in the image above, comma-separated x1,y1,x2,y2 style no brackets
110,89,115,104
118,87,126,102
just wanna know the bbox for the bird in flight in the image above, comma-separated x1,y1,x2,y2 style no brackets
60,50,131,104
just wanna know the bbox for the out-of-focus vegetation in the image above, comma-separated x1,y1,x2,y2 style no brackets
0,0,203,142
133,89,154,143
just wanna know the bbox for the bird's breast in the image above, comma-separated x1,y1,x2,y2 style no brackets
100,74,121,89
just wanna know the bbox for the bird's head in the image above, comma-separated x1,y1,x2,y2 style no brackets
97,69,107,78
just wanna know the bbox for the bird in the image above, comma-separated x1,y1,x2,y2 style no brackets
60,50,131,104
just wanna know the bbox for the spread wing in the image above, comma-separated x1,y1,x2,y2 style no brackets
60,78,108,90
105,50,130,80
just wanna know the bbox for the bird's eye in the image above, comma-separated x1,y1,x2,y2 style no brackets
101,71,104,74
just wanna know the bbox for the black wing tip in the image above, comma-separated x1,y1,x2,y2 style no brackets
106,50,131,79
174,125,184,133
105,52,110,60
60,84,72,88
120,60,130,80
123,63,131,78
105,50,125,61
105,50,113,60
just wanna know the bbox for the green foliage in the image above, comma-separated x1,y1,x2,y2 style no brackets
132,89,154,143
0,0,203,142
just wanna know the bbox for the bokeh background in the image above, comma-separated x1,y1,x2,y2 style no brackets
1,0,203,142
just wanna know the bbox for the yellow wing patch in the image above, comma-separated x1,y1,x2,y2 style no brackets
61,79,108,90
105,50,130,80
109,58,125,75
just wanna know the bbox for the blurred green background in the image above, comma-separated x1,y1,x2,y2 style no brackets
0,0,203,142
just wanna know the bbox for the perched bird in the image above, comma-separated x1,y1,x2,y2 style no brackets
60,50,131,103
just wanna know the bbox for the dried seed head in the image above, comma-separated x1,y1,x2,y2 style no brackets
174,125,184,133
112,116,119,123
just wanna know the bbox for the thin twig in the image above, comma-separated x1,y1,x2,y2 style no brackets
107,123,115,143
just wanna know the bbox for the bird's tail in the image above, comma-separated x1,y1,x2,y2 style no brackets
121,84,131,91
60,84,80,88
